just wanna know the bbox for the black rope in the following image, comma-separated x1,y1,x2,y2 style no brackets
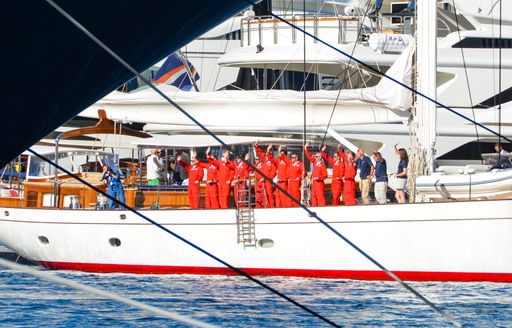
242,0,512,145
451,1,483,164
320,0,373,148
28,148,340,328
45,0,462,326
44,1,340,326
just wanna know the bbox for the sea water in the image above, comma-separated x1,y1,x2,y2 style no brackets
0,268,511,327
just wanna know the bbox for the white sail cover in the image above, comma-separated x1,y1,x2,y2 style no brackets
334,42,415,113
90,42,414,114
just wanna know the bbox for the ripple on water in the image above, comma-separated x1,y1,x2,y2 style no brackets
0,270,511,327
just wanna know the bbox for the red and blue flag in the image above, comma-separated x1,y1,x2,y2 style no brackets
152,53,199,91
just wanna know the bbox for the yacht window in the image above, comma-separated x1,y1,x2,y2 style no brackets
452,37,512,49
38,236,49,245
475,86,512,109
389,2,409,25
109,238,122,247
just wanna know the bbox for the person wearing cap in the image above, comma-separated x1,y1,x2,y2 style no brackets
304,142,327,206
322,144,345,206
233,152,252,207
356,148,374,204
208,149,234,208
146,148,164,186
197,147,219,209
265,143,289,207
178,152,204,209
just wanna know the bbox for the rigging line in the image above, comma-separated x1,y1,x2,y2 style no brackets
242,0,512,145
212,17,236,90
451,0,483,164
488,0,500,16
241,1,461,326
302,0,307,201
44,3,338,326
498,0,502,151
0,258,217,328
320,0,373,148
268,60,293,91
27,148,338,328
45,1,459,326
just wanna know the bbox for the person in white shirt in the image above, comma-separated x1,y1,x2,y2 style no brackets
146,148,164,185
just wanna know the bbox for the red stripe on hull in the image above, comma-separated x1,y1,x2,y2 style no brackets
37,261,512,282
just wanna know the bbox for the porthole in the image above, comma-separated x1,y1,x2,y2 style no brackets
258,238,274,248
38,236,49,245
109,238,121,247
119,214,126,220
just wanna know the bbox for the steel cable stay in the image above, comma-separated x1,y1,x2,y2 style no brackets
0,258,217,328
27,149,339,328
320,0,373,147
451,0,483,163
43,0,463,326
242,0,512,145
498,1,503,161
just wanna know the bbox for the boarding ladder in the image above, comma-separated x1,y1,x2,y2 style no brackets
235,178,256,248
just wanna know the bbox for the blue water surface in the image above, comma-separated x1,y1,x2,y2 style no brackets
0,268,511,327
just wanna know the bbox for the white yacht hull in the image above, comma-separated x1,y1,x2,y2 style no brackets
1,200,511,282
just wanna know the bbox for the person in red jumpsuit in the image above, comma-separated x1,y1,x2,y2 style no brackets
254,142,276,208
264,144,289,207
281,151,305,207
253,155,267,208
233,153,251,207
322,144,345,205
304,142,327,206
178,152,204,209
207,148,234,208
196,154,219,209
339,147,357,206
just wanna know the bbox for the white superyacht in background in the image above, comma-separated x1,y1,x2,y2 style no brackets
81,0,512,169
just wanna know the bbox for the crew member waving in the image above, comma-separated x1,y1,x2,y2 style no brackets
197,149,219,209
322,144,345,205
178,152,204,209
208,149,234,208
281,151,305,207
233,153,252,207
254,142,276,208
304,142,327,206
265,144,289,207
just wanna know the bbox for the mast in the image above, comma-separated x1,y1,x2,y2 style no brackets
301,0,307,205
411,0,437,201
